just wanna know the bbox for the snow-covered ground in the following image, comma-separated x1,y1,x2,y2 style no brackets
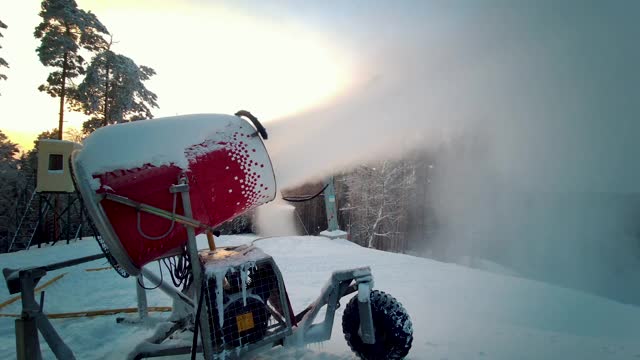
2,235,640,359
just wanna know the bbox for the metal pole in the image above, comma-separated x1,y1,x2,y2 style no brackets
101,193,215,233
172,180,214,359
16,269,75,360
78,197,84,240
66,193,71,244
35,311,75,359
136,275,149,320
43,253,105,272
53,194,60,245
37,194,43,249
357,281,376,344
323,177,339,232
16,272,42,360
15,317,41,360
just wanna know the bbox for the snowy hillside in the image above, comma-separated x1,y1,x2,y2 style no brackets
2,236,640,359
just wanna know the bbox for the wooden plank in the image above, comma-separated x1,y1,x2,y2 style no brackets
84,266,113,272
0,306,172,319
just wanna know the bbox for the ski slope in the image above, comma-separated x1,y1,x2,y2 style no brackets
1,235,640,359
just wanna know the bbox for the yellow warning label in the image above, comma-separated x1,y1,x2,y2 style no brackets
236,312,255,332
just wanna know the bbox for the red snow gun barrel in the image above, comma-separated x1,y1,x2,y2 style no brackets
71,112,276,276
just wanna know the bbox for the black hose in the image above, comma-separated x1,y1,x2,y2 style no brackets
191,283,206,360
162,248,193,291
235,110,268,140
137,261,163,290
281,184,329,203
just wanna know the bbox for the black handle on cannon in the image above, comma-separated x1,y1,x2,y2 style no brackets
235,110,268,140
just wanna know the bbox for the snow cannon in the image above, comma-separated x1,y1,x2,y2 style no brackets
69,111,413,360
71,112,276,276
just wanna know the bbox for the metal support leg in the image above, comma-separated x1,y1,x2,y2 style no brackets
37,195,43,249
5,254,105,360
172,180,214,359
34,311,74,359
15,269,43,360
15,269,75,360
290,267,373,345
66,194,71,244
357,281,375,344
136,275,149,320
16,318,41,360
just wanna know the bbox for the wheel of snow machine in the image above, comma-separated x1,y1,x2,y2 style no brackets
342,290,413,360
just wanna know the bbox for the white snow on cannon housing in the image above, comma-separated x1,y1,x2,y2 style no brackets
75,114,268,190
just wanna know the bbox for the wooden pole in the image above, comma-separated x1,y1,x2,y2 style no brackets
206,230,216,251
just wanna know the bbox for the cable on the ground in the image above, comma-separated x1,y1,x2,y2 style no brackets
250,236,279,246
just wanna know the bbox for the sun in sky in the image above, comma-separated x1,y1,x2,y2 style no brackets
0,0,355,151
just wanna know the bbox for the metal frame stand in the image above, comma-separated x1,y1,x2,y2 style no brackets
123,178,214,360
287,267,375,345
171,179,215,359
2,253,105,360
122,191,377,359
9,191,87,253
319,177,348,240
116,275,149,324
35,193,82,248
136,276,149,320
6,175,378,360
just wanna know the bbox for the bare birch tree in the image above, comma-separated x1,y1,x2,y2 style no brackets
342,159,415,252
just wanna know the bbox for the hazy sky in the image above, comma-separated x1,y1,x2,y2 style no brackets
1,0,639,193
0,0,356,150
259,1,640,193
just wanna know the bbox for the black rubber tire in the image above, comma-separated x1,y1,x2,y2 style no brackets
342,290,413,360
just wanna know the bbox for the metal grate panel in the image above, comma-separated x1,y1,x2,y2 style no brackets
202,256,291,355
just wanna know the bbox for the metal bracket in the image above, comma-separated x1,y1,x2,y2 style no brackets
3,253,105,360
169,183,189,194
289,267,374,345
100,193,215,234
356,280,375,344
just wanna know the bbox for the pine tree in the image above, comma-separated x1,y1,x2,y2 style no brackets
0,131,22,252
34,0,109,139
0,19,9,95
0,130,19,164
73,47,158,134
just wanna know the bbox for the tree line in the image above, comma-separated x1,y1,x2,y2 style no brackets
0,19,8,93
1,0,157,135
0,0,158,252
276,151,438,254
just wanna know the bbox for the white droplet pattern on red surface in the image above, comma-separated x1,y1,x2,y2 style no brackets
223,127,275,211
182,121,276,220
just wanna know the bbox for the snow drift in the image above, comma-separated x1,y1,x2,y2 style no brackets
2,236,640,359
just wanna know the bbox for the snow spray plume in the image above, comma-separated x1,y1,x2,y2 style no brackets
259,1,640,303
422,3,640,304
259,6,511,237
255,196,298,237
